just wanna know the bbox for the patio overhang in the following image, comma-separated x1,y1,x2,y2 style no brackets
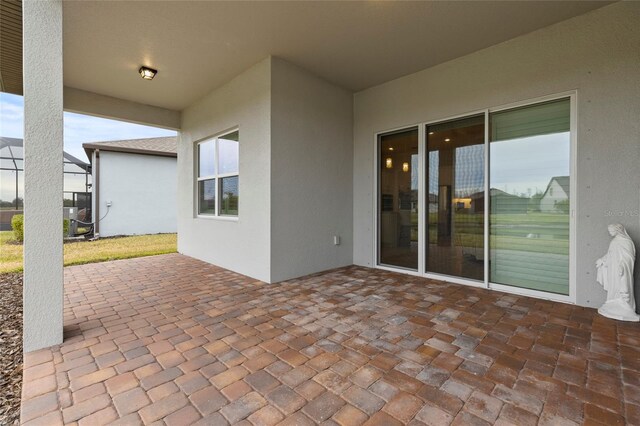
0,0,22,95
1,1,180,129
63,87,181,131
3,0,613,123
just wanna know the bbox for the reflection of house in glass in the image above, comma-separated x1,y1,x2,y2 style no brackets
540,176,570,213
469,188,530,214
0,137,91,230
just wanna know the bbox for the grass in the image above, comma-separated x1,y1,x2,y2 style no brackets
0,231,177,273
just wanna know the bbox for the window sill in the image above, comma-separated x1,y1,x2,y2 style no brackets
196,215,239,222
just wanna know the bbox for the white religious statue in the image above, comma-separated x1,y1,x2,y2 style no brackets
596,224,639,321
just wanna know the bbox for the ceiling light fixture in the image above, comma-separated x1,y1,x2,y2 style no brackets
139,66,157,80
444,138,451,142
389,147,394,151
428,132,434,135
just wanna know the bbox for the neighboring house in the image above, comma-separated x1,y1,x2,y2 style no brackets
3,1,640,351
0,137,91,230
470,189,529,215
540,176,570,213
83,137,177,237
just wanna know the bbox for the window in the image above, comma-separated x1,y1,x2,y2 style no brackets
196,130,239,216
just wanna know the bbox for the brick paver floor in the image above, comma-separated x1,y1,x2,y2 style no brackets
20,253,640,425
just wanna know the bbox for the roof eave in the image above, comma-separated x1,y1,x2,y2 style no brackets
82,143,177,159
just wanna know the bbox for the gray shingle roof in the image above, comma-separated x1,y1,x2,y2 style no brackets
83,136,177,159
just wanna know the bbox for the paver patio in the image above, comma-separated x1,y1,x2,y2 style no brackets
20,253,640,425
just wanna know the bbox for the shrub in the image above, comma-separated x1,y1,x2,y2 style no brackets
11,214,23,242
554,199,570,214
11,215,72,242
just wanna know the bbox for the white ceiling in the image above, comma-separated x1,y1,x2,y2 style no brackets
62,1,611,111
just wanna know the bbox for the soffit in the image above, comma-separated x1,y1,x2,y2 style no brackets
0,0,22,95
8,1,614,111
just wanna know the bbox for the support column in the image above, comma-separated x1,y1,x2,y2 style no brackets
22,0,64,352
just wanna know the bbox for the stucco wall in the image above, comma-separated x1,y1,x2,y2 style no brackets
97,151,177,237
270,58,354,282
178,58,272,282
353,2,640,308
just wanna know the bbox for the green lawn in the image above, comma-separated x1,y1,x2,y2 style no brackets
0,231,177,273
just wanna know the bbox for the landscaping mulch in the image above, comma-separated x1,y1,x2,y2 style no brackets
0,273,22,426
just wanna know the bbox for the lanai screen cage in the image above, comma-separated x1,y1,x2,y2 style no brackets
0,136,92,230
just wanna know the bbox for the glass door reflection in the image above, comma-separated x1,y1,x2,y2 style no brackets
426,115,485,281
489,98,571,295
378,128,419,270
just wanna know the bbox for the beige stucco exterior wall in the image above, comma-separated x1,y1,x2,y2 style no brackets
353,1,640,308
270,58,354,282
178,58,272,282
178,57,354,283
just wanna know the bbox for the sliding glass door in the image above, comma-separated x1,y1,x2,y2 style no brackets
489,98,571,295
378,128,419,270
426,115,485,281
376,95,572,299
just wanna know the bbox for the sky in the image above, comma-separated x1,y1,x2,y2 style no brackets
0,92,176,163
424,134,569,198
490,133,570,196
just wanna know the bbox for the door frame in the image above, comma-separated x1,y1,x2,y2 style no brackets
486,91,577,304
374,125,422,273
372,91,577,304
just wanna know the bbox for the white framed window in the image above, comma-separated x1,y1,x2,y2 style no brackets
196,129,239,217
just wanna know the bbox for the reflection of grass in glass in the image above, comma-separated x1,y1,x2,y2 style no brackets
492,213,569,224
490,212,569,256
221,195,238,216
410,212,418,241
421,211,569,255
492,235,568,254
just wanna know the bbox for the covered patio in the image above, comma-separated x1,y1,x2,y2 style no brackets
21,254,639,425
3,1,640,424
4,0,639,355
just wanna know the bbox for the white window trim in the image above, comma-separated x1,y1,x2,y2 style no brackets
195,128,239,219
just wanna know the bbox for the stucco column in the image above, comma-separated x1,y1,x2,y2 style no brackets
22,0,64,352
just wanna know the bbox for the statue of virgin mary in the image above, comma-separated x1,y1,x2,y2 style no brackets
596,224,639,321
